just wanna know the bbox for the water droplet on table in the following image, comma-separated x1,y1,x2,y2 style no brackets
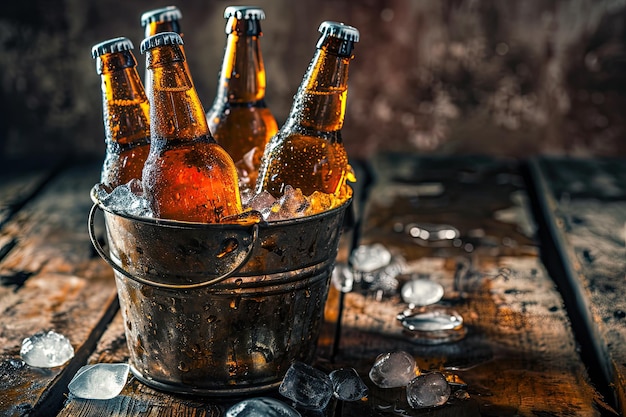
397,306,466,344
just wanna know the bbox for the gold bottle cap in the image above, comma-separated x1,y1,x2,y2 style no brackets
141,6,182,27
91,37,134,58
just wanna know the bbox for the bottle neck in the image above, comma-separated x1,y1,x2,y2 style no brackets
145,44,211,143
285,37,353,133
143,21,185,91
214,18,266,105
98,51,150,146
144,20,182,38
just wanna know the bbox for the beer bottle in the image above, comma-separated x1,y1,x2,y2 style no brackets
140,32,242,223
91,37,150,189
140,6,189,98
256,21,359,199
206,6,278,193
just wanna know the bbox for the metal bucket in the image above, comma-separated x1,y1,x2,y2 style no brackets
88,193,349,396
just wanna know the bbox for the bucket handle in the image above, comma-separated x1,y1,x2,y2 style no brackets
88,203,258,289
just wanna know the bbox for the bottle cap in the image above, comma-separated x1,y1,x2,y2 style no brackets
224,6,265,20
141,6,182,27
318,21,360,43
140,32,184,54
91,37,134,58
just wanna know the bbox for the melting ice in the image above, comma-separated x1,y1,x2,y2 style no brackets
279,361,333,410
226,397,301,417
400,279,444,306
329,367,368,401
20,330,74,368
369,351,418,388
406,372,451,409
68,363,129,400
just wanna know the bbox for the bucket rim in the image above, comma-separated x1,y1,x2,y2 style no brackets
90,183,352,229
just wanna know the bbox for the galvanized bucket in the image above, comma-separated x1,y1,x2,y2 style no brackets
89,192,349,396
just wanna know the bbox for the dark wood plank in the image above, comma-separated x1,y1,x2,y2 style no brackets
0,161,119,417
0,158,61,229
333,155,607,417
528,156,626,416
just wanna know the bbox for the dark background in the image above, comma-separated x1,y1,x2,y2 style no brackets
1,0,625,164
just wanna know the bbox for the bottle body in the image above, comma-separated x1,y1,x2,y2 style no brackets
259,130,349,197
92,37,151,189
207,7,278,193
141,32,242,223
256,22,359,199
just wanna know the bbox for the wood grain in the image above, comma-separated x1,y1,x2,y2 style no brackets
333,154,605,417
529,156,626,416
0,162,118,417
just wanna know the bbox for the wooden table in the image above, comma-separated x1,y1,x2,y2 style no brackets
0,154,624,417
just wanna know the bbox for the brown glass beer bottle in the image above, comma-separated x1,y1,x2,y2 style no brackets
206,6,278,194
140,6,189,98
91,37,150,189
256,21,359,199
140,32,242,223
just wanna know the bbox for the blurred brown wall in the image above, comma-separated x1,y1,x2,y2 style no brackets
1,0,625,163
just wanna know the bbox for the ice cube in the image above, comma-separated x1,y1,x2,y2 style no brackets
329,368,368,401
368,351,418,388
350,244,391,273
401,279,444,306
20,330,74,368
406,372,450,409
365,256,405,293
68,363,129,400
245,190,278,220
270,186,309,221
95,179,153,217
226,397,301,417
331,263,354,293
279,361,333,410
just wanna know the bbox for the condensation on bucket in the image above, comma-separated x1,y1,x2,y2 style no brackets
90,194,350,395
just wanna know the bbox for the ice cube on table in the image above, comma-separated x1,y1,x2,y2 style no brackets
226,397,301,417
401,279,444,306
329,368,368,401
331,263,354,293
68,363,129,400
349,243,391,273
279,361,333,410
368,351,418,388
20,330,74,368
406,372,451,409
